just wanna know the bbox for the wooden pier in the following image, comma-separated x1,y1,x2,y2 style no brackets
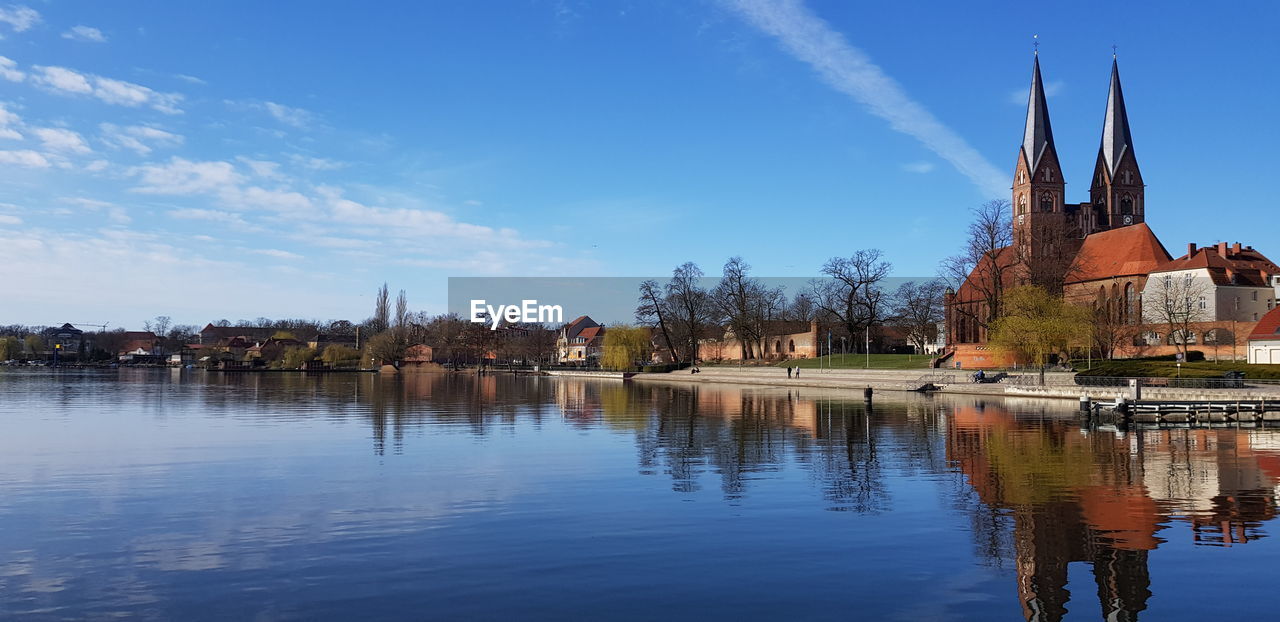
1090,398,1280,426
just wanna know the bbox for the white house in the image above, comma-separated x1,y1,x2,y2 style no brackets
1248,306,1280,364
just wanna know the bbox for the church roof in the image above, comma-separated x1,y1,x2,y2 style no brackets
1068,223,1171,283
1100,58,1135,175
1022,55,1057,172
953,246,1017,304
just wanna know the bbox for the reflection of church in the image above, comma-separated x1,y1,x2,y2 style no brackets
948,404,1280,620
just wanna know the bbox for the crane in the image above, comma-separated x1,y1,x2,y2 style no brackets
72,322,109,331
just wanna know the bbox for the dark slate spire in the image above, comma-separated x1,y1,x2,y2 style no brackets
1100,57,1134,175
1022,54,1056,172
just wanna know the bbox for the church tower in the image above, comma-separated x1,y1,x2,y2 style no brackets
1089,57,1144,229
1012,54,1066,256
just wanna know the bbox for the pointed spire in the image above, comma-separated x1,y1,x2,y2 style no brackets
1022,55,1056,172
1100,57,1134,175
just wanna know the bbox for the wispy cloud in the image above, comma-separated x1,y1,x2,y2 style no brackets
289,154,344,170
33,127,91,154
29,64,183,114
100,123,184,155
723,0,1007,197
0,5,39,32
0,56,23,81
229,100,314,128
62,25,107,43
1008,79,1063,105
0,102,21,139
901,161,935,174
174,73,206,85
0,149,49,167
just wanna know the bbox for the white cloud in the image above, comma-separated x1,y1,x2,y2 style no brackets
0,5,39,32
262,102,313,128
0,56,23,82
289,154,345,170
236,157,283,180
901,161,934,174
724,0,1007,197
33,127,91,154
1008,79,1064,105
174,73,206,85
252,248,302,260
31,65,184,114
0,214,21,225
100,123,183,155
318,186,547,250
0,102,21,139
62,25,107,43
84,159,108,172
0,149,49,168
131,157,243,195
169,208,249,226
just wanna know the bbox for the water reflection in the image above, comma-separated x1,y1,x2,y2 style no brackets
1,369,1278,620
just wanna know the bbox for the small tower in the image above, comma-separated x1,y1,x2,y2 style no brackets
1012,53,1067,255
1089,56,1144,230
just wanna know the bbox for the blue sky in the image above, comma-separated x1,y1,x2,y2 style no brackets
1,0,1277,329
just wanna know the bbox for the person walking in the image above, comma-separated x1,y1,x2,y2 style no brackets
795,366,800,378
787,366,792,378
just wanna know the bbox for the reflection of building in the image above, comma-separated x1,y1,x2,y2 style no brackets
948,404,1280,620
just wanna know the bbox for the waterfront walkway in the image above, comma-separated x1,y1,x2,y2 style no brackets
630,366,1280,402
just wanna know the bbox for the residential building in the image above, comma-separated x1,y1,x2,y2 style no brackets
1248,307,1280,364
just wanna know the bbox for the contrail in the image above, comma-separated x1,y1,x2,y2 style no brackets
725,0,1009,198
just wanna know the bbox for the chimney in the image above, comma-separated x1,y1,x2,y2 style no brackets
1217,241,1228,257
1187,243,1197,257
1232,242,1243,255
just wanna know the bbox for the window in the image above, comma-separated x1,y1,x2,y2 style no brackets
789,340,796,353
1198,296,1207,310
1121,196,1133,215
1253,291,1259,302
1040,193,1053,212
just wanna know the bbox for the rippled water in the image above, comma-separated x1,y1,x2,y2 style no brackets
1,369,1278,620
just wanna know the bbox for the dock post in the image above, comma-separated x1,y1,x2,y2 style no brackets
864,386,873,402
1079,395,1091,411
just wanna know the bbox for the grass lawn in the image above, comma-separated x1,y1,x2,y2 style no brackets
1076,359,1280,379
776,353,934,370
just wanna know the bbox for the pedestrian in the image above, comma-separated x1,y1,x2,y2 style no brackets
795,366,800,378
787,366,792,378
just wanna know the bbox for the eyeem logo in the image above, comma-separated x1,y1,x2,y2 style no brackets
470,299,563,330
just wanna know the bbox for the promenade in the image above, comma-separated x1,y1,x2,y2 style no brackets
630,366,1280,402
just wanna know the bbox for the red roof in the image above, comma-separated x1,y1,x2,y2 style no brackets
577,325,604,343
1068,223,1171,283
1250,306,1280,341
1150,242,1277,287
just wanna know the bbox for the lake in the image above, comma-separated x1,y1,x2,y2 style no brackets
1,370,1277,620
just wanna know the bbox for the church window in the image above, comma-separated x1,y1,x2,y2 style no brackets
1120,197,1133,215
1018,195,1028,215
1040,193,1053,212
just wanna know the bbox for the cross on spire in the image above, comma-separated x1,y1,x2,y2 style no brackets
1033,34,1039,55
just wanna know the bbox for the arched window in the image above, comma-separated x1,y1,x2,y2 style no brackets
1111,283,1120,321
1018,195,1028,215
1124,282,1135,323
774,340,781,356
1120,196,1133,215
789,340,796,353
1040,193,1053,212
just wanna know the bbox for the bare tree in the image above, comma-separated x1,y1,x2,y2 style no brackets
787,292,816,323
711,257,785,360
1143,273,1208,359
1012,217,1083,294
939,200,1013,336
891,280,945,354
369,283,391,334
394,290,409,331
636,279,678,363
810,249,891,353
144,315,172,336
666,262,717,363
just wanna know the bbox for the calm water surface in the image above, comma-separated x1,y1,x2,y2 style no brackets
1,370,1278,620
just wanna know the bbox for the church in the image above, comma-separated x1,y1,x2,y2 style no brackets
942,53,1279,369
